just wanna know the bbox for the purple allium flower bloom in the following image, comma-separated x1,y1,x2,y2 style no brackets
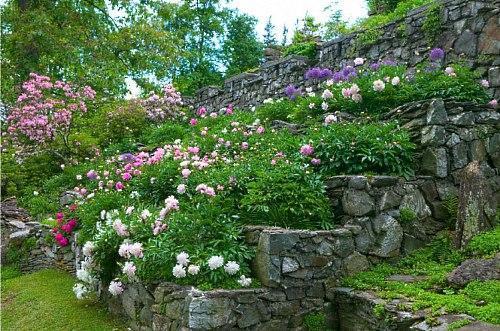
319,68,333,79
332,71,344,82
305,67,333,80
284,84,301,100
429,48,445,61
305,67,322,80
119,153,135,163
370,62,381,71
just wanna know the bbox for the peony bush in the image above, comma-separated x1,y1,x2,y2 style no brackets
3,50,495,300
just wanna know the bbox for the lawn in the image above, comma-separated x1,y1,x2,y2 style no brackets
1,268,127,331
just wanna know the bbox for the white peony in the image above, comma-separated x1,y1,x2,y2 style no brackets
108,281,124,296
188,264,200,275
237,275,252,287
176,252,190,266
172,264,186,278
73,283,88,299
224,261,240,275
391,76,400,86
122,261,136,278
82,241,95,257
207,255,224,270
321,89,333,99
372,79,385,92
76,268,92,283
354,57,364,66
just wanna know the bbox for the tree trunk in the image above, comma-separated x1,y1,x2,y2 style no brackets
454,161,495,248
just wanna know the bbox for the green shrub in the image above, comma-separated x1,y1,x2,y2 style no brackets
240,162,333,229
282,41,317,60
465,227,500,258
303,312,330,331
400,207,417,223
142,122,187,147
255,99,297,122
310,122,415,177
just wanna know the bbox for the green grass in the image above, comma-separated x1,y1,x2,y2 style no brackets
342,229,500,324
1,268,126,331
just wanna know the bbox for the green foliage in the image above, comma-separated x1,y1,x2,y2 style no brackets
422,3,443,44
303,311,330,331
367,0,404,14
356,28,382,48
310,122,415,177
83,100,149,147
443,194,459,228
222,13,263,77
255,99,297,122
465,226,500,258
1,269,126,330
1,0,180,103
1,265,22,282
240,162,333,229
282,41,317,60
400,207,417,223
343,230,500,325
373,303,386,319
4,237,37,268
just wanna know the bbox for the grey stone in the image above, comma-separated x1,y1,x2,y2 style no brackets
370,214,403,257
447,255,500,287
342,189,375,216
9,230,30,239
348,176,368,190
421,125,446,146
369,176,398,187
7,220,26,229
343,251,370,276
379,191,402,211
454,30,477,57
421,148,448,178
59,191,82,206
282,257,300,273
489,67,500,87
426,99,447,124
236,304,264,328
446,133,461,147
399,190,432,219
188,297,234,329
469,140,486,161
449,112,475,126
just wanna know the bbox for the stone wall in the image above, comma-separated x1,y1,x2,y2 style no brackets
189,0,499,111
1,198,78,274
384,98,500,204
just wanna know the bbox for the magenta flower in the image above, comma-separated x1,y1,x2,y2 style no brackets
122,172,132,181
87,170,98,180
115,182,124,191
241,142,249,150
311,158,321,165
300,144,314,156
190,118,198,126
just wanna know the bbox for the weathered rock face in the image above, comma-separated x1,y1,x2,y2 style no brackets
189,0,500,111
1,198,31,264
447,254,500,287
454,161,496,248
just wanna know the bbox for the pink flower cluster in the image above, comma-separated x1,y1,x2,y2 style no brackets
142,84,183,122
118,242,144,259
7,73,95,146
300,144,321,166
52,210,78,246
341,84,362,103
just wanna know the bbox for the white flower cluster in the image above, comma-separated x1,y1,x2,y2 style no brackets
73,241,98,300
170,252,251,287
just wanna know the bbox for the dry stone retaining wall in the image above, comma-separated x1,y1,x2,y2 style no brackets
190,0,500,111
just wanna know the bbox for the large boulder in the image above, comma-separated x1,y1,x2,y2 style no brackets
447,254,500,287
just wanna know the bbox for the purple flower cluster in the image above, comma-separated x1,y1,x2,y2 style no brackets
305,67,333,80
284,84,301,100
331,66,357,82
369,59,397,71
429,48,445,61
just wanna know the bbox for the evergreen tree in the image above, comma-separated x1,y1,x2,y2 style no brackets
281,25,289,46
263,16,277,47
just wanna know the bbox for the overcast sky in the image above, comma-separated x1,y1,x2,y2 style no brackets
230,0,368,42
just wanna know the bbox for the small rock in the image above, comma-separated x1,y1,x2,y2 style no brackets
342,189,375,216
282,257,300,273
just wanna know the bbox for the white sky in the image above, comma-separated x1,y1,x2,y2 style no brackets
231,0,368,42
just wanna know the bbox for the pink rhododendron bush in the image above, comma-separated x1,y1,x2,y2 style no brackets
2,51,495,298
5,73,96,158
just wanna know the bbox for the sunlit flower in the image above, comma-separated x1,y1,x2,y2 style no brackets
391,76,400,86
324,114,337,125
354,57,364,66
237,275,252,287
172,264,186,278
224,261,240,275
300,144,314,156
373,80,385,92
82,241,95,257
188,264,200,275
208,255,224,270
108,281,124,296
176,252,190,266
122,261,136,278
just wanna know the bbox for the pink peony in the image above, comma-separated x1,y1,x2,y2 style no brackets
122,172,132,181
115,182,124,191
189,118,198,126
300,144,314,156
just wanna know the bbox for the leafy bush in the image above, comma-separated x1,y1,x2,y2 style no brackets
240,162,333,229
255,99,297,122
282,41,317,60
309,122,415,177
465,227,500,258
